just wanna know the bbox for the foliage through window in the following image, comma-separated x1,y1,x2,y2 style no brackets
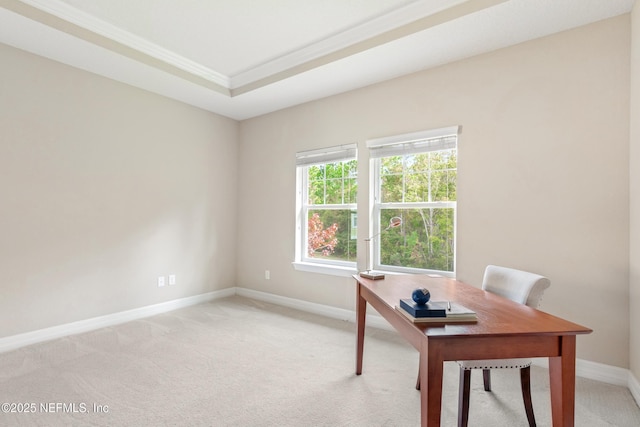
369,128,458,275
296,145,357,266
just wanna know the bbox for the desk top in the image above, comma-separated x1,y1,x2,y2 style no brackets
355,274,592,338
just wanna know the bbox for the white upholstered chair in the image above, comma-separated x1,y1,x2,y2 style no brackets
414,265,550,426
457,265,551,427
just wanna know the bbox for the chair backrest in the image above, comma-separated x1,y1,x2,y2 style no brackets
482,265,551,308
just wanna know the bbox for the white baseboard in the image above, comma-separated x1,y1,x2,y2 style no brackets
235,287,392,330
576,359,631,387
630,371,640,406
0,288,235,353
532,358,630,387
235,287,357,322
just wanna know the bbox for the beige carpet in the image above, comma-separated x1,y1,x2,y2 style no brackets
0,296,638,426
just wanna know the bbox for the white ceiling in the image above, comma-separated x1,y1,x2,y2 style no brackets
0,0,636,120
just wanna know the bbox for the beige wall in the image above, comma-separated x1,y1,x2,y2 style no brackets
0,43,239,337
238,16,631,367
630,2,640,380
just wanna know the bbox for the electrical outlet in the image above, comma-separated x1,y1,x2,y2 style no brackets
265,270,270,280
158,276,166,287
169,274,176,285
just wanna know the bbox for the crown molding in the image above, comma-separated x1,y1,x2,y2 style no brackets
10,0,230,89
230,0,470,89
229,0,507,95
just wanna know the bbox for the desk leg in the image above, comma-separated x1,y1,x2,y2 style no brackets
420,339,444,427
356,282,367,375
549,335,576,427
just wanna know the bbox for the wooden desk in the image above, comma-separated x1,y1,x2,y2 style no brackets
354,274,592,427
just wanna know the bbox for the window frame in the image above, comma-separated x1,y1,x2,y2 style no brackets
293,144,358,277
367,126,459,277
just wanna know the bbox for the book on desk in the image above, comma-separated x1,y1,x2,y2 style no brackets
399,299,448,317
396,300,477,323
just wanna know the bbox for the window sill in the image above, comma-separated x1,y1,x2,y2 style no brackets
292,262,357,277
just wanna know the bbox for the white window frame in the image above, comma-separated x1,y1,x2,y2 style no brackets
293,144,358,277
367,126,459,277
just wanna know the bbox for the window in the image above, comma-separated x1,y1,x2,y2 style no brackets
368,127,459,276
295,144,357,273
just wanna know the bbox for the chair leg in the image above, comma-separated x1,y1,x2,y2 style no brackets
482,369,491,391
458,368,471,427
520,366,536,427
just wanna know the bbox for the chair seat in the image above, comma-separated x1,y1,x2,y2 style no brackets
458,358,532,370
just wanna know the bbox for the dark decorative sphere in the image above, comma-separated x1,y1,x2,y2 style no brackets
412,288,431,305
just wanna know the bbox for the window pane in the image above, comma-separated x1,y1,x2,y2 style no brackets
431,168,456,202
379,208,455,272
404,153,428,202
343,159,358,177
345,178,357,204
308,179,325,205
381,156,403,175
381,174,403,203
405,171,429,202
307,160,358,206
325,178,343,204
404,153,429,174
307,210,357,262
430,150,457,202
308,164,324,180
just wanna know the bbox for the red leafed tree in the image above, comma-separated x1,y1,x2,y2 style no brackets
308,213,339,257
